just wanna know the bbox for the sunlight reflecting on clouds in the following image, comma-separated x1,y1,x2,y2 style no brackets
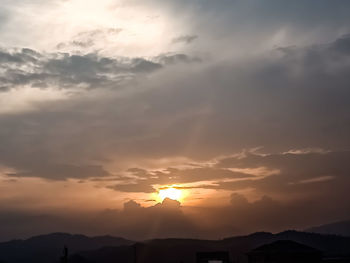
57,0,173,55
0,87,68,114
3,0,181,57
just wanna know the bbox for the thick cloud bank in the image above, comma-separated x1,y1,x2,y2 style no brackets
0,0,350,241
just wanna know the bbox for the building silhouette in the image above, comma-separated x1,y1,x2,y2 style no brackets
247,240,322,263
196,251,230,263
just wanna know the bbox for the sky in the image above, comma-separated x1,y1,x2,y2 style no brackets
1,0,350,241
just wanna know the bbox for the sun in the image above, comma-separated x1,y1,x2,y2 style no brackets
158,187,182,202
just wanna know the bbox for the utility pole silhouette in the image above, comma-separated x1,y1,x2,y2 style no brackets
134,244,137,263
60,245,68,263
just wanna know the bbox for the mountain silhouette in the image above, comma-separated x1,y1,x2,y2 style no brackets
0,233,134,263
51,231,350,263
306,220,350,236
0,231,349,263
71,231,350,263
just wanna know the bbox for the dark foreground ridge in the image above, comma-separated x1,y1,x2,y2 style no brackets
0,231,350,263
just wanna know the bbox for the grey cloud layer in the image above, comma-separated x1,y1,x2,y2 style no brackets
0,49,164,91
1,34,350,181
216,151,350,199
141,0,350,57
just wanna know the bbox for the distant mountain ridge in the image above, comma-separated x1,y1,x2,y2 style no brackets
0,231,349,263
71,231,350,263
306,220,350,236
0,233,134,263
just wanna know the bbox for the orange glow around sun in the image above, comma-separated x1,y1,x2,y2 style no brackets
157,187,183,202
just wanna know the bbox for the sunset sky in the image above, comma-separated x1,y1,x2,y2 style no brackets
1,0,350,241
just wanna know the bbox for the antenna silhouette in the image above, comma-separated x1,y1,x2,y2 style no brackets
60,245,68,263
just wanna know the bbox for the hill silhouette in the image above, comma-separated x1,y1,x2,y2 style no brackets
0,231,349,263
70,231,350,263
306,220,350,236
0,233,134,263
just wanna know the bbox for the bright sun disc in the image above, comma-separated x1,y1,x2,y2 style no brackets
158,187,182,201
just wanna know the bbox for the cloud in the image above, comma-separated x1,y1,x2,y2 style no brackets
108,183,156,193
7,164,111,180
105,149,350,221
172,35,198,44
155,53,202,65
0,48,203,94
57,28,123,50
212,150,350,214
1,34,350,181
1,1,350,240
107,167,254,193
2,187,349,241
0,49,165,91
0,197,200,241
91,198,199,240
